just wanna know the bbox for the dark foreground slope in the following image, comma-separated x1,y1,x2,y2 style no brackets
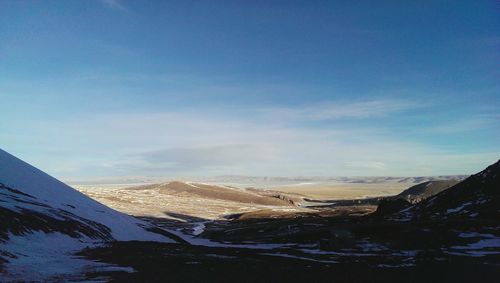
80,241,499,283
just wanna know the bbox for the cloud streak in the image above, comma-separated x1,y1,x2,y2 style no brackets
100,0,126,11
5,98,498,178
139,144,277,169
261,99,422,121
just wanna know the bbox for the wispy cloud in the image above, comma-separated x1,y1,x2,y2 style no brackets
100,0,126,11
14,102,497,179
262,99,421,121
4,94,497,178
138,144,277,170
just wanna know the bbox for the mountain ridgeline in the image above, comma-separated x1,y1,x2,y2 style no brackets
376,159,500,220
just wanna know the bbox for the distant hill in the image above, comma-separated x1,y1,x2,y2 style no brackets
307,179,462,208
129,181,294,206
394,180,461,204
372,180,460,216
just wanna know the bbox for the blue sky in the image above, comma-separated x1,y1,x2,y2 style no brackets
1,0,499,179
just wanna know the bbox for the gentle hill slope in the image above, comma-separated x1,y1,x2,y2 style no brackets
131,181,293,206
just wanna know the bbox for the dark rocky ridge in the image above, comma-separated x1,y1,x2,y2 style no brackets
409,159,500,220
373,160,500,220
396,180,460,204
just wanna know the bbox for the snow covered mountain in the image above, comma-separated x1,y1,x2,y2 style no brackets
0,149,175,279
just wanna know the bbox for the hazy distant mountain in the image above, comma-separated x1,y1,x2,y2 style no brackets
205,175,467,185
69,175,467,188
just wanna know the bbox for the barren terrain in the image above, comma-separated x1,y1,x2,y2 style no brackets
75,179,426,221
75,181,307,220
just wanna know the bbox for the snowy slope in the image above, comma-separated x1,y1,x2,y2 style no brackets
0,148,178,280
0,148,172,242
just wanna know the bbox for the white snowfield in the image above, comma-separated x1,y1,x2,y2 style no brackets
0,148,172,242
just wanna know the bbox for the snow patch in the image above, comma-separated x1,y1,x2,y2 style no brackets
0,232,134,281
192,221,208,236
446,202,472,214
259,253,337,264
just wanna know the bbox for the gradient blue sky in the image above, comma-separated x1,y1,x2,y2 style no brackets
1,0,499,180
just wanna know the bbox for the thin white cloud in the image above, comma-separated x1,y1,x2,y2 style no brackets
138,144,278,169
100,0,126,11
6,100,498,178
1,84,430,172
262,99,421,121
